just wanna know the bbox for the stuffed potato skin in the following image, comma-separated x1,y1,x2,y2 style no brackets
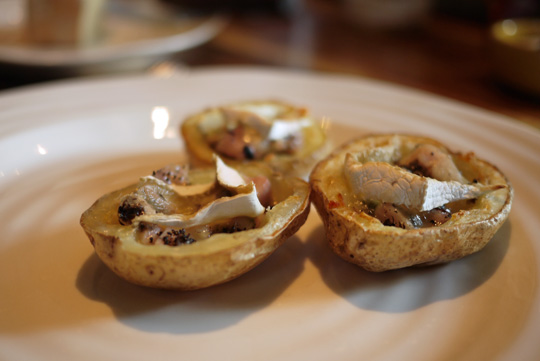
309,134,513,272
80,164,311,290
180,100,330,179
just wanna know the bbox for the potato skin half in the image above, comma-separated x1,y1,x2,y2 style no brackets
80,166,311,290
180,100,330,179
309,133,513,272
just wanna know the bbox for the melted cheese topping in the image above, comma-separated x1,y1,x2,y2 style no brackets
205,102,312,141
135,156,265,227
215,155,246,189
267,118,312,140
135,184,264,228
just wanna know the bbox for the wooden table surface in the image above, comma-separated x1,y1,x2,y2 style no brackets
174,0,540,130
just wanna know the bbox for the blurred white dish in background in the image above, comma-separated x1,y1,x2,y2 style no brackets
0,0,226,76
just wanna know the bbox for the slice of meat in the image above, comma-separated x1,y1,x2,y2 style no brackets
398,144,468,183
214,127,250,160
374,203,415,229
345,154,505,211
249,175,273,207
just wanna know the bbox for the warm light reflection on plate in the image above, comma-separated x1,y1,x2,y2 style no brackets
151,106,170,139
0,0,227,75
36,144,48,155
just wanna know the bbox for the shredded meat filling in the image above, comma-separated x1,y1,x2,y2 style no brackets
118,163,268,245
152,165,189,185
118,194,156,225
137,223,196,246
398,143,468,183
373,203,452,229
269,134,302,155
210,217,256,234
135,217,257,245
209,124,303,160
367,143,471,228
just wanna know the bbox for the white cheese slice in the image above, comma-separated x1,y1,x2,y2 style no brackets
227,104,286,120
214,155,246,189
134,155,265,228
349,138,400,164
134,183,265,228
220,104,311,141
221,106,274,136
142,156,247,197
198,109,225,134
140,176,215,197
267,118,312,140
344,154,504,211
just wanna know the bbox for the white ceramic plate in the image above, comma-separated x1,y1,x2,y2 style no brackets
0,67,539,361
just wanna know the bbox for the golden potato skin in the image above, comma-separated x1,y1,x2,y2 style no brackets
309,134,513,272
180,100,330,179
80,165,311,290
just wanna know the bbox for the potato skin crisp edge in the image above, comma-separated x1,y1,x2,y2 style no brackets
309,133,513,272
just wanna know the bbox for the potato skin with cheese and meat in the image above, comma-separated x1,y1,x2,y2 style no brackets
309,134,513,272
181,100,330,179
80,162,310,290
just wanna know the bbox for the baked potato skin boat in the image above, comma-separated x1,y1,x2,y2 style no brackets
180,100,330,179
309,134,513,272
80,163,311,290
